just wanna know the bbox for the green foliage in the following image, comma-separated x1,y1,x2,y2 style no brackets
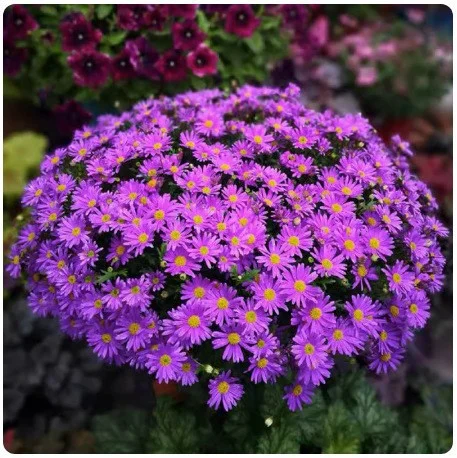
3,131,47,199
92,409,152,453
92,369,453,454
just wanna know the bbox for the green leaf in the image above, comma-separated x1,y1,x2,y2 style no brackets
104,31,127,46
146,397,201,453
196,9,210,34
351,378,396,438
92,409,151,453
245,31,264,54
295,390,327,442
96,4,113,19
322,401,360,454
257,422,301,454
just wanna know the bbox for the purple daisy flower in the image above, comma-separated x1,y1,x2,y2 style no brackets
208,371,244,411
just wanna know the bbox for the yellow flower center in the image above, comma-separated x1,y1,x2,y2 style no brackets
217,222,227,232
71,227,81,236
392,273,402,283
200,246,209,255
245,311,257,323
341,186,352,196
131,286,140,294
217,381,230,394
101,333,112,343
153,142,162,150
257,339,265,348
67,275,76,284
170,230,181,241
194,287,205,299
333,329,343,340
160,354,172,366
228,332,240,345
263,288,276,301
231,236,240,246
294,280,306,292
288,236,299,247
353,309,364,321
116,246,125,255
154,210,165,220
304,343,315,355
270,254,280,265
137,233,148,244
321,259,333,270
409,303,418,314
331,203,342,213
309,307,322,320
390,305,400,317
175,256,186,267
217,297,229,309
257,358,268,368
381,353,391,362
253,135,263,144
380,330,388,341
344,240,355,251
193,215,203,224
187,315,200,328
129,323,140,335
369,238,380,249
204,119,213,128
293,385,303,396
357,265,367,277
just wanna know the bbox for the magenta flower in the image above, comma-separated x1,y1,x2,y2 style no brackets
146,343,187,383
292,330,329,369
155,50,187,82
172,19,206,51
187,44,219,77
67,49,111,89
59,12,102,52
312,245,347,279
5,4,38,40
225,5,260,38
327,318,364,356
383,260,415,295
345,294,380,337
212,325,250,362
279,264,319,307
283,382,314,412
208,371,244,411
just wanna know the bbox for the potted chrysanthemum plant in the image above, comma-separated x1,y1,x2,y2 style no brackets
8,83,448,451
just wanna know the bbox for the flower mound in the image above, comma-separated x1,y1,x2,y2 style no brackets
8,84,447,412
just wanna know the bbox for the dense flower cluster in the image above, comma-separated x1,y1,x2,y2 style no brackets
9,84,447,412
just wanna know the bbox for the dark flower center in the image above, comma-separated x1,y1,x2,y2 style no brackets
84,59,96,72
237,12,247,23
196,56,207,67
184,30,193,39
